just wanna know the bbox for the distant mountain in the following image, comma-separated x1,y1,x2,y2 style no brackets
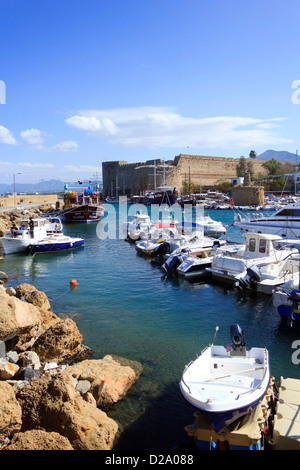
0,179,103,195
257,149,298,162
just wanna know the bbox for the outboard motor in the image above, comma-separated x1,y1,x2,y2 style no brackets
235,265,262,291
230,324,246,354
154,241,170,257
162,254,182,273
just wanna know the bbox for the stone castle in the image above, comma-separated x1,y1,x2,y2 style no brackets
102,154,268,197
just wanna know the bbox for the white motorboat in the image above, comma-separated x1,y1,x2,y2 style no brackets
136,228,222,258
124,213,178,241
0,217,63,255
135,227,183,257
178,215,227,239
206,233,298,292
235,253,300,295
173,252,214,278
180,324,270,432
233,199,300,239
162,240,227,276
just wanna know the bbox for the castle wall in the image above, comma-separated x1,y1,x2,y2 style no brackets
102,154,269,196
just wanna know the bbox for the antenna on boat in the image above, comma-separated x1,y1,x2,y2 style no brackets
210,326,219,346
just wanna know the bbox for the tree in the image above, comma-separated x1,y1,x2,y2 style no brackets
262,158,281,176
236,156,247,177
249,150,257,159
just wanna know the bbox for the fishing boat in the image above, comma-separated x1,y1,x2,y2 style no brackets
206,233,298,293
180,324,270,432
27,235,84,255
59,189,104,223
233,199,300,239
0,217,63,255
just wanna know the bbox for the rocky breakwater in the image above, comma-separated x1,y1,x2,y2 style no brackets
0,282,142,450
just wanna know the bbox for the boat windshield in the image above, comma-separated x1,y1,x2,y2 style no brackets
276,208,300,217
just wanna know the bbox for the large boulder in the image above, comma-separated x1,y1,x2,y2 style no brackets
0,382,22,449
15,283,60,335
65,355,142,410
17,371,120,450
6,430,74,450
0,289,42,351
31,318,86,364
15,283,51,311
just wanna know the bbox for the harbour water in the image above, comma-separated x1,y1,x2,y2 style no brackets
1,206,300,450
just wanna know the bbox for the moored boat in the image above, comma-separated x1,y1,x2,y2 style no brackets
233,199,300,239
0,217,63,255
27,235,84,254
206,233,298,293
180,324,270,432
60,189,104,223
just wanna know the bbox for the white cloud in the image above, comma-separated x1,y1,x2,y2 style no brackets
0,126,17,145
20,128,44,146
65,107,291,149
18,162,54,168
52,141,78,152
64,164,101,172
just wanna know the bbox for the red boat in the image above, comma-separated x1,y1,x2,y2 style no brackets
60,190,105,223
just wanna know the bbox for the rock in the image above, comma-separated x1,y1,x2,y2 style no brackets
0,271,8,282
0,382,22,449
0,289,42,351
76,379,91,395
17,372,120,450
21,351,41,370
5,351,19,364
65,355,142,410
5,430,74,450
5,287,16,296
0,362,19,379
15,283,51,310
31,318,84,364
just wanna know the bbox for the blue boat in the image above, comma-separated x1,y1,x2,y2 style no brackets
27,235,84,255
273,287,300,326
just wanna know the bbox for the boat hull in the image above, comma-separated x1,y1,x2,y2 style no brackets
180,345,270,432
60,204,104,223
28,238,84,254
0,237,32,254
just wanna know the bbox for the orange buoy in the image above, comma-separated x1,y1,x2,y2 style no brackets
69,279,78,287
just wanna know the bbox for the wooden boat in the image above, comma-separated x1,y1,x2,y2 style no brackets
60,190,104,223
180,324,270,432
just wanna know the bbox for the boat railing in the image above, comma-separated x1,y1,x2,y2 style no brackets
181,360,195,394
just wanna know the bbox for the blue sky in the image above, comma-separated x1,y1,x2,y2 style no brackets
1,0,300,184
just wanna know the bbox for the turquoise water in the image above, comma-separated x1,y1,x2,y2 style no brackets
1,207,300,450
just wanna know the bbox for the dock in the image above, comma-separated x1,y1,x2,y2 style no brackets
272,377,300,450
185,376,300,450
